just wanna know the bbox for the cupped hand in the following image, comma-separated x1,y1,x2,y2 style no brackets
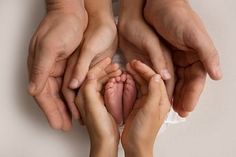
122,60,171,157
118,0,175,100
62,12,117,121
144,0,222,117
27,0,88,130
75,58,121,156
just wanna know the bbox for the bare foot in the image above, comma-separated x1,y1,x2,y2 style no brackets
122,73,137,122
104,77,124,125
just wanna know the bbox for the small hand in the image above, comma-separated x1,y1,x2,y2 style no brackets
75,58,121,157
144,0,223,116
122,60,171,157
27,0,88,130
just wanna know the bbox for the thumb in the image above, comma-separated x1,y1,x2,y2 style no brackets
145,74,162,110
146,74,171,115
190,28,223,80
28,50,55,96
69,50,93,89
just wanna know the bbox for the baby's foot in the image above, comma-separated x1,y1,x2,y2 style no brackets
104,76,124,125
122,73,137,122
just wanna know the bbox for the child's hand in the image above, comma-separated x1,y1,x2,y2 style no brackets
122,60,171,157
75,58,121,157
27,0,88,130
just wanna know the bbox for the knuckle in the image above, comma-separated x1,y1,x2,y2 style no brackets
31,64,48,76
37,37,67,56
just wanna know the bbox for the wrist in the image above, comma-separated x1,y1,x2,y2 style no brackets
124,145,153,157
119,0,144,18
123,140,153,157
90,139,118,157
85,0,114,19
46,0,85,14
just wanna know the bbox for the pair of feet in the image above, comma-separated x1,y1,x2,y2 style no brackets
104,73,137,125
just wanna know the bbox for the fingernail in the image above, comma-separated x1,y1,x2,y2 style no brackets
28,82,36,95
153,74,161,82
161,69,171,80
69,79,79,89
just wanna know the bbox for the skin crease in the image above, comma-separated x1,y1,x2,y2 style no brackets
62,0,118,125
76,58,170,157
27,0,88,130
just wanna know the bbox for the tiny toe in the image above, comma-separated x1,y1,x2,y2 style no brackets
116,76,121,82
105,81,114,90
121,73,127,82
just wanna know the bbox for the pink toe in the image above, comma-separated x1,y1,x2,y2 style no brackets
121,73,127,82
116,76,121,82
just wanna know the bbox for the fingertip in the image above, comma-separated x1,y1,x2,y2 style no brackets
62,123,72,132
69,79,80,89
49,119,63,130
178,111,189,118
160,69,171,80
152,74,161,82
28,82,37,96
210,65,223,80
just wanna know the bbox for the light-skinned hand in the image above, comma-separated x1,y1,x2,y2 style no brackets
75,58,121,157
122,60,171,157
144,0,222,116
27,0,88,130
62,0,117,124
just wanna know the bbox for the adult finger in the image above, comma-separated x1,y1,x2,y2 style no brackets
131,60,156,82
35,82,63,130
122,20,171,80
126,62,147,95
62,52,80,120
188,24,222,80
28,46,56,96
175,62,206,117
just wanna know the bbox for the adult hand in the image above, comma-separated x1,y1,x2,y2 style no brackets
75,58,121,157
62,0,117,122
122,60,171,157
144,0,223,117
118,0,175,99
27,0,88,130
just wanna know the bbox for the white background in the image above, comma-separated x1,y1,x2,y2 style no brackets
0,0,235,156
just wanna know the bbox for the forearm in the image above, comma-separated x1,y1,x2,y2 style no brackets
124,147,153,157
46,0,84,13
119,0,145,18
85,0,113,18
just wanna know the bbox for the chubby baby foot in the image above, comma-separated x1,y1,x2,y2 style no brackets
104,72,137,125
122,73,137,122
104,76,124,125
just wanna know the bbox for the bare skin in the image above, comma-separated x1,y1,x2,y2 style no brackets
144,0,222,116
62,0,117,124
104,73,137,125
76,58,170,157
76,58,121,157
104,76,124,125
118,0,175,100
27,0,88,130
